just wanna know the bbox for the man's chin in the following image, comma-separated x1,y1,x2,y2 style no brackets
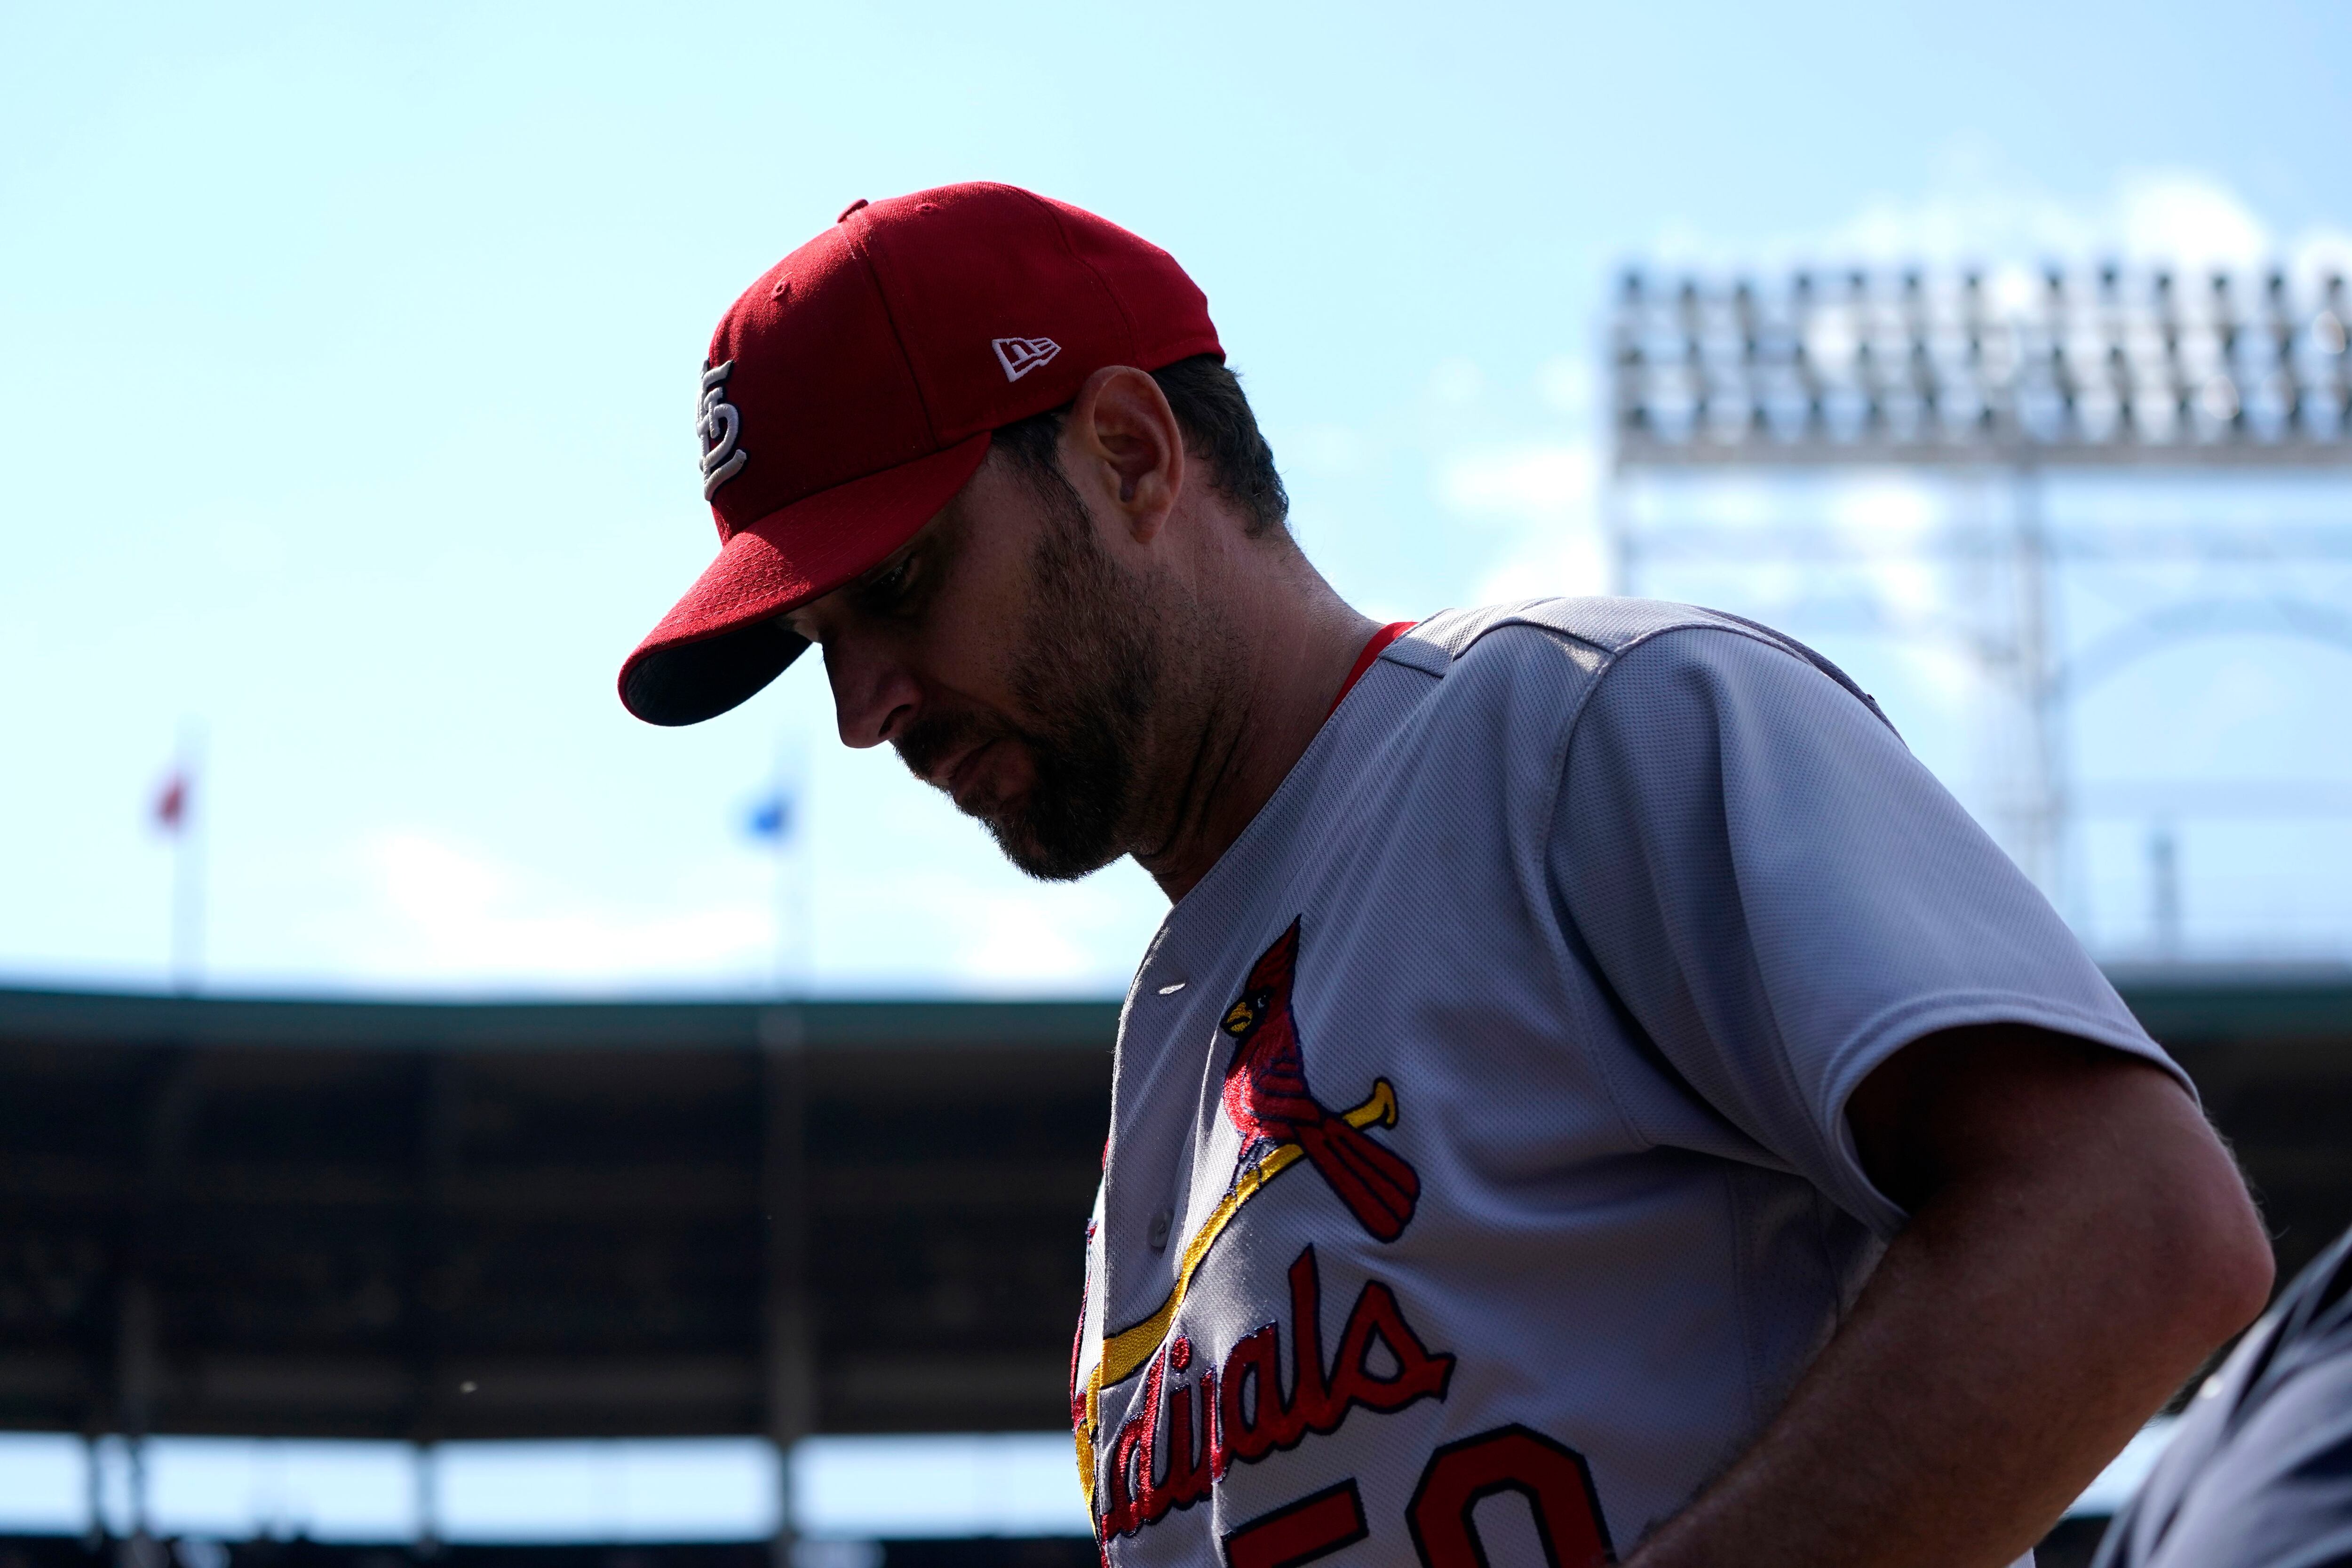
933,773,1085,876
982,806,1123,883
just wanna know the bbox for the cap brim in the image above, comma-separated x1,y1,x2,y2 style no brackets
619,432,993,725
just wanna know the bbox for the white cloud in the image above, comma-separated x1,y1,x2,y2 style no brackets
2289,226,2352,283
2112,171,2271,271
1438,443,1597,526
1426,356,1484,406
1435,442,1612,605
1716,145,2324,277
1823,478,1944,621
342,830,771,988
377,833,508,921
821,863,1150,995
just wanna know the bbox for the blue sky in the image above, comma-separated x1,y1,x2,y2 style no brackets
4,0,2350,998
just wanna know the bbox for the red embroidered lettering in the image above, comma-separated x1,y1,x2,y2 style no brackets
1219,1323,1283,1465
1098,1246,1454,1543
1201,1364,1223,1479
1157,1368,1213,1511
1328,1279,1455,1412
1103,1400,1150,1536
1116,1340,1219,1531
1279,1246,1334,1440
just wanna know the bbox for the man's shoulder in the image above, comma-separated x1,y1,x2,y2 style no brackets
1380,597,1796,708
1400,596,1765,667
1386,597,1895,740
1352,597,1754,755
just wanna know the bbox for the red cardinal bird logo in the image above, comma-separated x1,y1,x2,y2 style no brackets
1219,919,1420,1242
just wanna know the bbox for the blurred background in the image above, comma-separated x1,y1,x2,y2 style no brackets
3,1,2349,1565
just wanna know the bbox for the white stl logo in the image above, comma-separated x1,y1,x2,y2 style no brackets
698,360,748,499
992,336,1062,382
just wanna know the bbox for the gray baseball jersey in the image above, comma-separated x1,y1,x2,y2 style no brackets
1071,598,2184,1568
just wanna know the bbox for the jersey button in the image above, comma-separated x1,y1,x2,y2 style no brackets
1147,1209,1173,1251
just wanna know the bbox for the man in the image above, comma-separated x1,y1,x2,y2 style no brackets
620,183,2273,1568
2094,1222,2352,1568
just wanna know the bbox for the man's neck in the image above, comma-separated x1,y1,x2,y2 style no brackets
1132,558,1375,904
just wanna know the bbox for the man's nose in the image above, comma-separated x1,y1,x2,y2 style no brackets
822,639,920,749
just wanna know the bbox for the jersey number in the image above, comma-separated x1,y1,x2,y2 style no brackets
1407,1425,1613,1568
1220,1424,1612,1568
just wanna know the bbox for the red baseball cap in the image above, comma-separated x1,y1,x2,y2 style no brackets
618,183,1224,725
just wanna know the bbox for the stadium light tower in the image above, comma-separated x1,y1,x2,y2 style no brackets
1606,261,2352,920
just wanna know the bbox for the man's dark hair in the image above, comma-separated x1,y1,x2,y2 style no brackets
991,355,1290,539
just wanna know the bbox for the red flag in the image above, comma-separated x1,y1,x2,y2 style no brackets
154,772,187,834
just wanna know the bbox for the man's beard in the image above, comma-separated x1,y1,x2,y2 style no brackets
894,474,1162,881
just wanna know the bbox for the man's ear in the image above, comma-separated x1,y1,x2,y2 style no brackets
1063,366,1184,542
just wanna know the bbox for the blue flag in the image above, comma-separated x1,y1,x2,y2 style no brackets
747,789,795,842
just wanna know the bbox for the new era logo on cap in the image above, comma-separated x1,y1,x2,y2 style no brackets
992,336,1061,381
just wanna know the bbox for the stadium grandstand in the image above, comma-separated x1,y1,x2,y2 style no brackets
0,973,2346,1568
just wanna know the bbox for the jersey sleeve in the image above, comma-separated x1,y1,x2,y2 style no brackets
1549,625,2185,1237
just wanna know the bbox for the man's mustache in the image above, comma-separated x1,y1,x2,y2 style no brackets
896,708,1039,801
895,709,983,787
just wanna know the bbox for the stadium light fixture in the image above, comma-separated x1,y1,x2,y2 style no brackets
1611,263,2352,470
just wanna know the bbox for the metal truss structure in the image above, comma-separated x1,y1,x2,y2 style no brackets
1606,263,2352,937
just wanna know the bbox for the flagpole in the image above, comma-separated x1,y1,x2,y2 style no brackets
774,733,808,999
742,732,812,998
786,827,804,1001
171,725,205,995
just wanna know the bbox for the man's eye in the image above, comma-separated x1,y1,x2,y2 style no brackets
870,560,914,602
